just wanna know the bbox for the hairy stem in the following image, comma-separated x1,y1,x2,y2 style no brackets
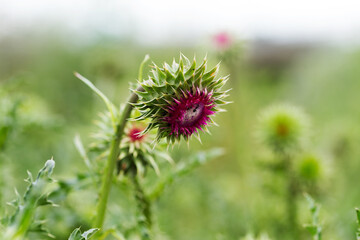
131,174,152,240
93,86,144,229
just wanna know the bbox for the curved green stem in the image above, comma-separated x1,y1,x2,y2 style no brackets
93,86,144,229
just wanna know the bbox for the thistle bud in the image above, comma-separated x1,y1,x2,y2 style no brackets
134,54,230,144
257,104,309,153
119,122,164,176
213,32,232,50
89,110,171,176
296,153,322,181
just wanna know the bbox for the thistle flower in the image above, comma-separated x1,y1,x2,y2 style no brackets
257,104,309,153
134,54,229,144
213,32,232,50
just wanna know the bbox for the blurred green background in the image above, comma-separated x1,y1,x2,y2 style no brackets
1,2,360,239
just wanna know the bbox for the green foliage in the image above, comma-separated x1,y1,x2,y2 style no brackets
75,72,119,130
356,208,360,240
1,159,56,240
68,228,99,240
3,36,360,240
304,194,322,240
148,148,224,201
0,93,19,150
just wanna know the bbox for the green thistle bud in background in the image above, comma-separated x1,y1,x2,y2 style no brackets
134,54,230,144
257,104,309,153
296,153,322,181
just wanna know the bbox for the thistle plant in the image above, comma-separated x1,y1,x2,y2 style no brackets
296,153,324,195
212,32,242,69
0,53,228,240
257,104,310,239
257,104,309,154
214,32,232,50
74,53,229,238
212,32,243,93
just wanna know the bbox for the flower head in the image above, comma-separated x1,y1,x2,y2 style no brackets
134,54,229,144
213,32,232,50
296,153,322,181
163,88,215,138
257,104,309,153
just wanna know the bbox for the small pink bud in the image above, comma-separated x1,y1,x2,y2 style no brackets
128,127,146,142
213,32,232,49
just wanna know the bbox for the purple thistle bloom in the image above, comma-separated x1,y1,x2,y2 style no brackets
135,54,229,144
163,88,215,138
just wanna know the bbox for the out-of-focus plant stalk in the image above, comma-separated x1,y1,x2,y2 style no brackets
0,157,4,216
282,153,299,240
356,208,360,240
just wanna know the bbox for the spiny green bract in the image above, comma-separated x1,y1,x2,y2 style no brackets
257,104,309,153
134,54,230,144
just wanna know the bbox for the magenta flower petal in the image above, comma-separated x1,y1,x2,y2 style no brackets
163,89,215,138
128,127,146,142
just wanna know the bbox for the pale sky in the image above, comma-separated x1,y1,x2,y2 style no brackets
1,0,360,45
